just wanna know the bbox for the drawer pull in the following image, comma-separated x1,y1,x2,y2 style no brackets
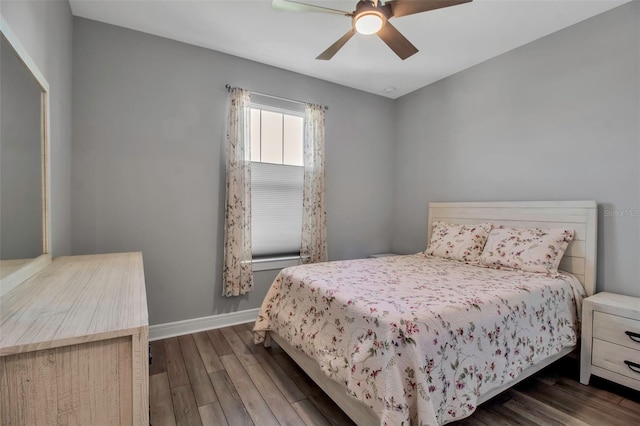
625,331,640,343
624,360,640,374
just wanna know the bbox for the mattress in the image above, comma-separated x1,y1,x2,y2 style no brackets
254,254,585,425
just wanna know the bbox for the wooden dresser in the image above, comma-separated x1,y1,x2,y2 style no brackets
0,252,149,425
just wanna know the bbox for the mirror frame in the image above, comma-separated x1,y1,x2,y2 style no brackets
0,16,51,296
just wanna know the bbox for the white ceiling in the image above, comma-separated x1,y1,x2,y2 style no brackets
69,0,629,99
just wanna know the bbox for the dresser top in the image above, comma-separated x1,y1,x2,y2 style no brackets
0,252,148,356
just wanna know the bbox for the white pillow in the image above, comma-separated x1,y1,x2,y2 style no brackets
426,222,493,262
478,226,574,275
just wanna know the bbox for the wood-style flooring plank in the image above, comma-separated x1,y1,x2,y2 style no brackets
219,353,279,426
455,417,490,426
534,378,622,407
220,327,259,367
555,376,624,404
198,402,228,426
517,379,637,426
230,322,254,333
271,352,355,426
234,327,306,403
207,329,234,356
149,373,176,426
149,340,167,375
472,403,516,426
192,331,224,373
209,370,254,426
231,326,267,364
620,397,640,414
243,362,304,425
164,337,189,388
505,390,587,426
534,374,639,424
171,384,202,426
178,334,217,407
534,367,561,386
257,347,306,403
232,323,251,335
235,327,264,354
482,404,537,426
291,399,332,426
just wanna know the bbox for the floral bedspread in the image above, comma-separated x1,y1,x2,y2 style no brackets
254,255,585,425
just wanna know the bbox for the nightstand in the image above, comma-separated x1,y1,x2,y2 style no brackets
369,253,400,258
580,292,640,391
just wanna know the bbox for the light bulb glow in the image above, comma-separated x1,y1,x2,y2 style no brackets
355,13,383,35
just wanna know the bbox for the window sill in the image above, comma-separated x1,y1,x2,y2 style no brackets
252,256,302,272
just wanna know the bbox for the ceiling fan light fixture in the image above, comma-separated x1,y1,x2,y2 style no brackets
354,13,384,35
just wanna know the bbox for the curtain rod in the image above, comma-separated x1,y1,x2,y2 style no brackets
225,84,328,111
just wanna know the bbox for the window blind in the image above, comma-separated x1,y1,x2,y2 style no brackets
251,162,304,257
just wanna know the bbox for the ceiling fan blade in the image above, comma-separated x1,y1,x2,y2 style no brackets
377,21,418,60
273,0,350,15
389,0,472,18
317,29,357,60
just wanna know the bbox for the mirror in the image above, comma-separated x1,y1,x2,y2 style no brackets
0,17,51,296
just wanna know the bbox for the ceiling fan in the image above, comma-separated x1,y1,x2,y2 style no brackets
273,0,473,60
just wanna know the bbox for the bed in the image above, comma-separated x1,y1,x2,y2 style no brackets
254,201,597,425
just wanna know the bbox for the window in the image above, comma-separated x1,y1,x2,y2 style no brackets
250,95,304,259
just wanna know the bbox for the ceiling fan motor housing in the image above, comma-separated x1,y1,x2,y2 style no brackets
352,0,392,32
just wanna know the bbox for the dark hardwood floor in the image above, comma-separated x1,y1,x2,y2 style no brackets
149,323,640,425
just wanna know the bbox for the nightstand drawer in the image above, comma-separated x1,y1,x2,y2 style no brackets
592,339,640,383
593,311,640,350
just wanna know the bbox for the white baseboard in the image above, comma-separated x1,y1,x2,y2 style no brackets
149,308,260,341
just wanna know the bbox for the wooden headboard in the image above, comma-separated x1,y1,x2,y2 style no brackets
427,201,598,296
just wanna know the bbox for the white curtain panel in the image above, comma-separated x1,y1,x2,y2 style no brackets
223,88,253,296
301,104,328,264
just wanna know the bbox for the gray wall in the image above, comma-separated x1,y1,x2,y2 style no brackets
392,2,640,297
72,2,639,325
71,18,396,325
0,40,43,259
0,0,73,257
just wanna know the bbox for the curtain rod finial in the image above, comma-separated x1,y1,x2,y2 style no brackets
225,84,232,92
